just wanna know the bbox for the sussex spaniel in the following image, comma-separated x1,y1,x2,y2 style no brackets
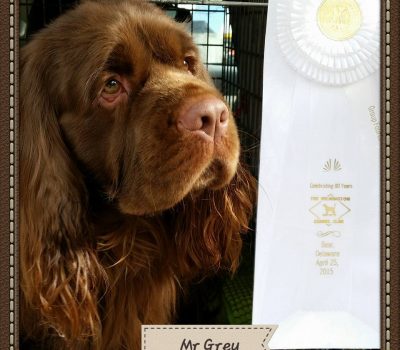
19,0,256,349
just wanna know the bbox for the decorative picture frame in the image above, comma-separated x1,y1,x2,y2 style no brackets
0,0,398,349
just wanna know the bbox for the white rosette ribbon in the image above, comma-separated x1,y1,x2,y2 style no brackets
276,0,380,86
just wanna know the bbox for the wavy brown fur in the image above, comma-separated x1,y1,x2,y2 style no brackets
20,1,257,349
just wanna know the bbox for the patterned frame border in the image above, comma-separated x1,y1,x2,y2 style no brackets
381,1,399,349
0,0,398,349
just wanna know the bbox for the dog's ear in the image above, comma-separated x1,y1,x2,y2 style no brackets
19,40,105,344
173,164,257,279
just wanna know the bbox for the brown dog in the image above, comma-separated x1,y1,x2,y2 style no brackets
20,0,256,348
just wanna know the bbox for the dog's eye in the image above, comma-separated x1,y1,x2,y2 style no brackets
183,56,195,73
103,79,121,94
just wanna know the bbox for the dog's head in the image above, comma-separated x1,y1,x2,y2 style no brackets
20,0,256,343
22,0,241,215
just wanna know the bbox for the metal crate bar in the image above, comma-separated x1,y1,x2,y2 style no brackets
151,0,268,7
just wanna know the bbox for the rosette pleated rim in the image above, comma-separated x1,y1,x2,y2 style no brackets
276,0,380,86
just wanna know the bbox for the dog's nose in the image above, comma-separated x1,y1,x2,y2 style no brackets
177,97,229,141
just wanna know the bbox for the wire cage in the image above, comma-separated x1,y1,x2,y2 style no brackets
19,0,268,325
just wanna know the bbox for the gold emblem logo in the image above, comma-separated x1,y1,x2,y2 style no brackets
309,194,351,226
323,158,342,172
317,0,362,41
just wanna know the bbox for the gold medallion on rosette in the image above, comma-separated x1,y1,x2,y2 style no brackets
317,0,362,41
276,0,379,86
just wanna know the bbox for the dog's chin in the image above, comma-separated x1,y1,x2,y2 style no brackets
118,195,183,216
192,158,238,191
117,159,238,216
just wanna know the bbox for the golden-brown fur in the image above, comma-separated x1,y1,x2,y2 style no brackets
20,0,257,349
